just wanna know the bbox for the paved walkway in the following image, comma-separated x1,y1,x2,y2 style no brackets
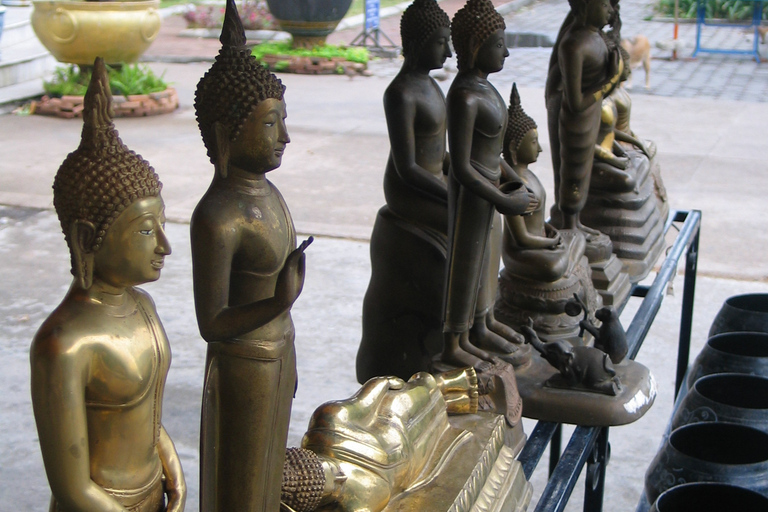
1,2,767,511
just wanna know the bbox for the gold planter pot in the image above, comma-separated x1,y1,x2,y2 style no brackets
31,0,161,65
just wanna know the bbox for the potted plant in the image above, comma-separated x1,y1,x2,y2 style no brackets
31,0,161,65
265,0,353,48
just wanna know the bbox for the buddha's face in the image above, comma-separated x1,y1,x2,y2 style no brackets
418,26,452,71
474,28,509,74
93,196,171,288
229,98,290,174
584,0,612,29
515,129,542,165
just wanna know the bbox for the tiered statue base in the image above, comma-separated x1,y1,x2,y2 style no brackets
583,232,632,308
582,151,667,283
314,413,531,512
357,206,447,382
515,356,657,426
495,254,600,345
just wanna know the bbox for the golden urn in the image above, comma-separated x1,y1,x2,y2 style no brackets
31,0,161,65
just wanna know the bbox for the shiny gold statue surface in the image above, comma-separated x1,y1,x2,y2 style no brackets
442,0,536,369
192,1,307,510
30,57,186,512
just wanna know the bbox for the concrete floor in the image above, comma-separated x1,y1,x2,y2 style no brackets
2,15,768,512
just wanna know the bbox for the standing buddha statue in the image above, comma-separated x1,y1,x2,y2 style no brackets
442,0,537,369
192,0,309,510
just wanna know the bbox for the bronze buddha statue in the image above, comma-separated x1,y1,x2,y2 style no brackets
357,0,528,382
357,0,453,382
544,0,633,306
192,1,308,509
495,84,598,342
30,57,186,512
545,0,622,235
581,39,668,283
442,0,537,369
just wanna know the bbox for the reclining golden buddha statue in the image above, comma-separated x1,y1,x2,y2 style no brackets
280,368,530,512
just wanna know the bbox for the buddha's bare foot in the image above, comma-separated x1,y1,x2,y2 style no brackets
470,318,516,353
486,311,525,345
442,333,491,371
575,221,602,241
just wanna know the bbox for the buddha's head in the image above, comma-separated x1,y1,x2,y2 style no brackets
451,0,507,72
569,0,612,29
503,83,541,167
400,0,451,70
195,0,287,178
53,57,170,291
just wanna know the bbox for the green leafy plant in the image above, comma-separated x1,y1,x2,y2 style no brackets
44,64,170,98
654,0,767,21
251,41,369,64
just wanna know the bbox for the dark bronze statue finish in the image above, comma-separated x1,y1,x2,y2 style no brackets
357,0,452,381
442,0,536,369
545,0,622,235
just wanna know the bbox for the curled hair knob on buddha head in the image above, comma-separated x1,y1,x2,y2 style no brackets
53,56,161,288
503,83,537,165
195,0,285,177
400,0,450,59
451,0,505,70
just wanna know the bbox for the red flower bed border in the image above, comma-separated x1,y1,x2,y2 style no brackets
34,87,179,119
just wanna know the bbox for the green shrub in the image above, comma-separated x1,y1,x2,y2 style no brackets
251,41,369,65
44,64,169,98
654,0,767,21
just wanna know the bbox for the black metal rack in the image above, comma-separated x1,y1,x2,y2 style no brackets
516,209,702,512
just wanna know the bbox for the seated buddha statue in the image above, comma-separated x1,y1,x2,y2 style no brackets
30,57,186,512
442,0,536,370
192,1,308,509
358,0,526,382
581,41,667,283
495,84,597,342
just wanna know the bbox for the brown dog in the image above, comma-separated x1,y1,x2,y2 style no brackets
621,35,651,89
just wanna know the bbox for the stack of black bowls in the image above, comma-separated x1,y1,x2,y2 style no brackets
643,294,768,512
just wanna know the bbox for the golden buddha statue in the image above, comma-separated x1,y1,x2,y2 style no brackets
442,0,537,370
192,1,308,509
282,368,531,512
30,57,186,512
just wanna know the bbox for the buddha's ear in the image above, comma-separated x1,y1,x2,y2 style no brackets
71,220,96,290
213,122,230,179
508,146,519,166
467,35,479,69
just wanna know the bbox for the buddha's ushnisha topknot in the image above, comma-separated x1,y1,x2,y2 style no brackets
451,0,506,70
503,83,537,164
400,0,450,59
194,0,285,165
53,57,161,263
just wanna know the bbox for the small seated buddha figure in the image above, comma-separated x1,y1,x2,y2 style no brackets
192,1,307,510
495,84,598,343
581,42,667,282
358,0,526,382
282,368,530,512
30,57,186,512
442,0,537,370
